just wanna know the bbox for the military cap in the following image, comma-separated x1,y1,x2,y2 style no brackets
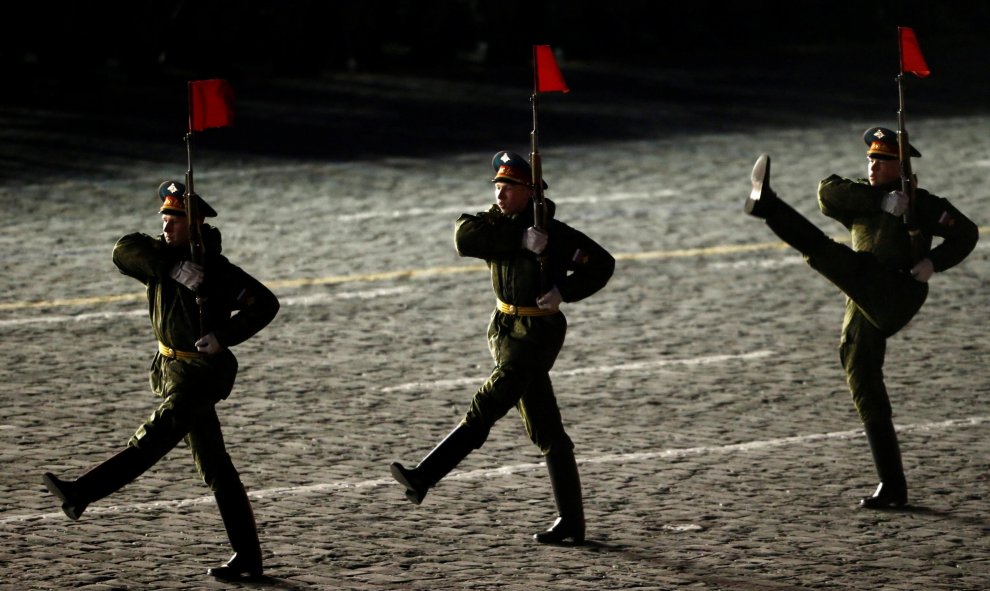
158,180,217,217
490,151,549,189
863,127,921,160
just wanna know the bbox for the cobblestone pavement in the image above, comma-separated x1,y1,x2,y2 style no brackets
1,46,989,590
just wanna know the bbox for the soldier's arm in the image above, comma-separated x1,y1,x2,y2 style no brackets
917,190,979,273
112,233,176,284
554,224,615,303
210,262,280,348
818,175,882,225
454,210,524,259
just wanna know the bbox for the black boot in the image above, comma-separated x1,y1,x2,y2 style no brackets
390,423,478,505
42,446,151,520
208,484,263,580
534,448,585,545
744,153,830,256
745,153,779,218
859,419,908,509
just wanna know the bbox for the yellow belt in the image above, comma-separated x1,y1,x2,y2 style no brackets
496,298,557,317
158,342,205,360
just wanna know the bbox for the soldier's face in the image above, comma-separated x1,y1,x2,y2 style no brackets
495,182,532,215
162,214,190,247
868,157,900,187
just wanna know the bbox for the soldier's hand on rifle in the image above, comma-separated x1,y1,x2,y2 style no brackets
195,332,224,355
881,190,909,217
536,286,562,311
170,261,205,291
909,258,934,283
522,227,548,254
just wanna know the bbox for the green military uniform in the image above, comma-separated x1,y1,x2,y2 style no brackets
454,198,615,453
43,181,279,580
390,151,614,544
815,175,978,424
745,132,978,509
113,224,279,484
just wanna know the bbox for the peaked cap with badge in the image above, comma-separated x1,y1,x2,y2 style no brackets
490,151,549,189
863,127,921,160
158,180,217,218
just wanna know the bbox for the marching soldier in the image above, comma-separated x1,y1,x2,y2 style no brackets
42,181,280,579
744,128,978,508
390,151,615,543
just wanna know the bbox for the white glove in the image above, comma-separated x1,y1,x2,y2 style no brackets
521,227,548,254
910,258,934,283
536,286,562,311
881,191,909,217
170,261,204,291
195,332,224,355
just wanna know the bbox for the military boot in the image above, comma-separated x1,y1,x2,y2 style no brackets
744,153,830,257
860,419,908,509
42,446,151,520
390,423,478,505
534,448,585,545
208,484,263,580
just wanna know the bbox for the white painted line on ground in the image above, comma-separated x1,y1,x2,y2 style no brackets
6,415,985,526
380,350,775,393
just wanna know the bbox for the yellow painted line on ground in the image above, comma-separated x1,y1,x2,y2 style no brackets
6,226,986,313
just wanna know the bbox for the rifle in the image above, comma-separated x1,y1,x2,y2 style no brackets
896,73,928,264
184,130,207,335
528,45,569,292
529,92,550,291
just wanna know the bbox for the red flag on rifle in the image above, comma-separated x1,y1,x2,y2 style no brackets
534,45,570,94
188,79,235,132
898,27,930,78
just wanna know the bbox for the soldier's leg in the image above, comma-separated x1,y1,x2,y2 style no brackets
390,364,523,505
745,154,927,335
518,373,585,545
390,420,485,506
188,409,263,581
42,445,160,521
41,393,188,521
745,154,835,256
840,308,907,508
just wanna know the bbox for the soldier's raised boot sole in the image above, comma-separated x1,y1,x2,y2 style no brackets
745,153,776,218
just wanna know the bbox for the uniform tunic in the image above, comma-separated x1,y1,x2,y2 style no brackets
813,176,978,424
454,199,614,454
112,225,279,491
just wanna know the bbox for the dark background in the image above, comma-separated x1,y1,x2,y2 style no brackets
3,1,989,184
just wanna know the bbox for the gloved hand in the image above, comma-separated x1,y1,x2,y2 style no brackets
881,190,909,217
521,227,548,254
170,261,205,291
195,332,224,355
910,258,934,283
536,286,562,311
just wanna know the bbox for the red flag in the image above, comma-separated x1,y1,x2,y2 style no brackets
534,45,570,94
898,27,930,78
188,79,235,132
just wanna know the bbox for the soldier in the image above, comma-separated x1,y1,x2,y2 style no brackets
390,151,615,543
744,128,978,508
42,181,280,580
